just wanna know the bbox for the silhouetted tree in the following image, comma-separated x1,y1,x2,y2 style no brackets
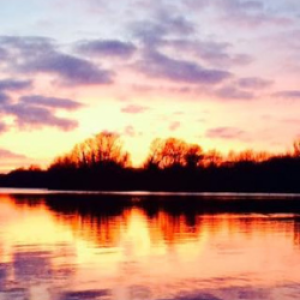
49,131,131,171
203,149,223,167
145,138,203,169
293,139,300,157
184,144,203,168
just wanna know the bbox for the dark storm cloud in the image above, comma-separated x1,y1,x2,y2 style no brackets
76,39,137,58
206,126,247,139
20,95,83,110
136,50,231,84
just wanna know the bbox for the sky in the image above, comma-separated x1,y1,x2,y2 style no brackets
0,0,300,172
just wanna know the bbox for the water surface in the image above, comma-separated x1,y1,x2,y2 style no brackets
0,191,300,300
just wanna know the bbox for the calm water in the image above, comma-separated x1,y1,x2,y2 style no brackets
1,191,300,300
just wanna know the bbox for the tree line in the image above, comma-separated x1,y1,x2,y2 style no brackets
2,131,300,192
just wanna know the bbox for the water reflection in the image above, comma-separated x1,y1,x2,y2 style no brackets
0,194,300,299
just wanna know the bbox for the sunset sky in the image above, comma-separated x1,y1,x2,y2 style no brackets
0,0,300,171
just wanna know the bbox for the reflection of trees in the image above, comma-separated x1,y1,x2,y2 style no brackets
148,212,202,245
56,212,125,248
8,194,300,250
293,216,300,246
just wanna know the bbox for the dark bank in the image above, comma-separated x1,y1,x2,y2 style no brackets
2,132,300,193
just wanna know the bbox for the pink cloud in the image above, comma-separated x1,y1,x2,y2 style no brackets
121,104,149,114
169,121,181,131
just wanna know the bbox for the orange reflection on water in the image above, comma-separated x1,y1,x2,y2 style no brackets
0,194,300,300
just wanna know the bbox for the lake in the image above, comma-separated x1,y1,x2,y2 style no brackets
0,190,300,300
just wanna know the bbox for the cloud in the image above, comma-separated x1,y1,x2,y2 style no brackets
76,39,136,58
124,125,136,137
217,0,293,27
169,121,181,131
0,92,10,104
0,148,33,173
0,122,8,133
0,79,32,91
20,95,83,110
214,85,255,100
161,39,253,67
206,126,247,139
0,36,55,56
0,149,27,160
185,0,293,28
237,77,273,89
0,47,8,60
20,51,113,86
273,90,300,99
131,13,195,44
136,50,231,85
121,104,149,114
3,103,78,131
0,36,113,86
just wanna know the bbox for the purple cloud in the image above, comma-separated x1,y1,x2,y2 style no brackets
0,92,10,104
0,79,32,91
76,39,136,58
0,36,113,86
219,0,293,27
161,39,253,67
4,103,78,131
0,36,56,66
20,51,113,86
206,127,247,139
20,95,83,110
0,91,82,132
185,0,293,27
136,50,231,85
121,104,149,114
132,14,195,43
0,47,8,60
237,77,273,89
273,90,300,99
214,86,254,100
